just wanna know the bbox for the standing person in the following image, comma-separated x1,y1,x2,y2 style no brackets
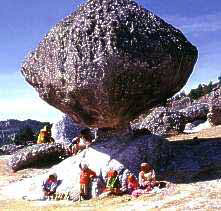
42,173,59,199
72,128,93,155
79,163,96,201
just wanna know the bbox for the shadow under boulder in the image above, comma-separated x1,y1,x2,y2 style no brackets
164,138,221,183
8,143,66,172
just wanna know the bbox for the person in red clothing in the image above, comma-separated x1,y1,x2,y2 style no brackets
127,174,139,194
79,163,96,201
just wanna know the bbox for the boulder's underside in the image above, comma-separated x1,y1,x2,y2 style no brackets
21,0,198,129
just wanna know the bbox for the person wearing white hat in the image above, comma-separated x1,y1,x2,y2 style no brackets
139,162,158,189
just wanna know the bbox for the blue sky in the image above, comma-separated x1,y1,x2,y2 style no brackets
0,0,220,122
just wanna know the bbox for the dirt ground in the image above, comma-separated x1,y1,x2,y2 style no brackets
0,125,221,211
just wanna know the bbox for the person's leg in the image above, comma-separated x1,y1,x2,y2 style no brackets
43,188,50,199
79,184,83,201
84,184,89,199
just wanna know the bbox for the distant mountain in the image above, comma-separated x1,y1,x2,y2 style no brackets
0,119,48,145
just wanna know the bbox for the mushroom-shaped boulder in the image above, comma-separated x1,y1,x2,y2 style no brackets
21,0,198,129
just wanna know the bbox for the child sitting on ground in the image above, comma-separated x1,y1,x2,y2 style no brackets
79,163,96,201
139,162,159,190
42,173,59,199
106,170,121,195
127,174,139,194
130,163,160,197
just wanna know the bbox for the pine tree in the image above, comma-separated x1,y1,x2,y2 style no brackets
14,127,34,145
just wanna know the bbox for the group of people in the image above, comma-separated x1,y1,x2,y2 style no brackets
42,162,160,201
37,125,93,157
39,126,163,200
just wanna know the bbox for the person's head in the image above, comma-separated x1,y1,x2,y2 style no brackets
128,174,136,183
80,128,92,141
112,170,118,177
140,163,152,172
48,173,57,181
82,163,89,171
107,169,117,178
128,174,136,182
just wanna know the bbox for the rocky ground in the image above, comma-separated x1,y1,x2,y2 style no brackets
0,125,221,210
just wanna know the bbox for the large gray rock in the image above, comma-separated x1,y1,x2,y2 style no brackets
170,97,192,110
0,144,24,155
3,134,171,200
21,0,198,129
8,143,66,172
207,86,221,126
207,105,221,126
131,107,186,136
179,103,209,123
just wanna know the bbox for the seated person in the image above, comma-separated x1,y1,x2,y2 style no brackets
127,174,139,194
139,162,159,191
79,163,96,201
71,128,93,155
106,170,121,195
42,173,59,199
37,125,54,144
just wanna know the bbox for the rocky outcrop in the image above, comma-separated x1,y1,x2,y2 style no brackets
0,144,24,155
0,119,46,145
4,134,171,200
131,107,186,136
207,105,221,126
207,87,221,126
8,143,66,172
179,103,209,122
21,0,198,129
170,97,192,110
51,115,82,144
